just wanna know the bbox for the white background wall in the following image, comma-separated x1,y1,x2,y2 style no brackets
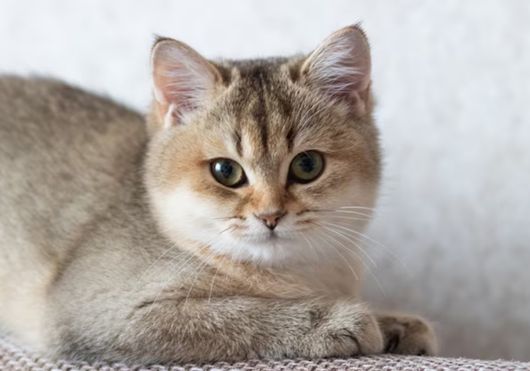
1,0,529,361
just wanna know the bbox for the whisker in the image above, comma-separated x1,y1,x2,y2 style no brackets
315,225,386,296
133,241,179,289
311,231,360,281
142,225,234,316
183,252,215,307
318,224,377,268
211,216,245,221
183,225,237,306
320,214,371,221
207,263,220,304
141,250,199,318
319,220,411,277
338,206,376,211
331,210,374,218
307,209,374,218
320,221,385,251
300,232,326,264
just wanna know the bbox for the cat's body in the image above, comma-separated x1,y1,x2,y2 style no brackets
0,76,368,362
0,76,150,351
0,26,436,363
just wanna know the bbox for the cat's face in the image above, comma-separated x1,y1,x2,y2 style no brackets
146,26,380,266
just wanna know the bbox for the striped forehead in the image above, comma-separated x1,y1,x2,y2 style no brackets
210,60,345,179
227,65,295,163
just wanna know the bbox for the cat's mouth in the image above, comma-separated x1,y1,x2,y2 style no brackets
239,229,285,243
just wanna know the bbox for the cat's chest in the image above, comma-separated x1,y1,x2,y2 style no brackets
218,256,363,299
287,259,362,297
166,251,363,300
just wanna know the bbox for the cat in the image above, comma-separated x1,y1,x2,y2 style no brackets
0,25,436,363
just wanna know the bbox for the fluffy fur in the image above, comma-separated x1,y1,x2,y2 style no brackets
0,25,436,363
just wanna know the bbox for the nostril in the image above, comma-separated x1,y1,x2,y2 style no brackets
264,221,277,230
261,216,279,230
255,211,286,230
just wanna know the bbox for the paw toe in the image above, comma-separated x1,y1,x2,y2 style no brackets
417,348,427,356
384,332,401,353
378,315,438,356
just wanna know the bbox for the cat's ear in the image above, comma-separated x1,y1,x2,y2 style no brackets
301,25,371,115
151,37,222,127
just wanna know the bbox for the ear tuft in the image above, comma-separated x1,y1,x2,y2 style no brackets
301,25,371,114
151,38,220,127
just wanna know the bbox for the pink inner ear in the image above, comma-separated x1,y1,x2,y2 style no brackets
152,39,219,125
302,26,371,105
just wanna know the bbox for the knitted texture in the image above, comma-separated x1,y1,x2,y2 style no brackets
1,338,529,371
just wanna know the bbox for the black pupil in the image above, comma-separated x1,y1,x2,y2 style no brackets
218,161,233,179
299,154,315,173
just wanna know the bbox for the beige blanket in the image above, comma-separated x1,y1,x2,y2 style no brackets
1,337,529,371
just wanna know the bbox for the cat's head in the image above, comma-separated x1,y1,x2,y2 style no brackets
145,25,380,266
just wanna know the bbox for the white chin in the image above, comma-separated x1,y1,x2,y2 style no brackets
211,233,304,266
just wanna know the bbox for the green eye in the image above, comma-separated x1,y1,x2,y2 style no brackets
289,151,325,184
210,158,247,188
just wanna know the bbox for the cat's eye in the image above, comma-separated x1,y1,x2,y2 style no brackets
288,150,325,184
210,158,247,188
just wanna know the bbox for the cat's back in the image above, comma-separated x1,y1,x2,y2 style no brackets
0,76,147,345
0,75,147,257
0,76,144,154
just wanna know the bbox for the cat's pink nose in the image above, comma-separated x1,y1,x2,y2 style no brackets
255,211,286,230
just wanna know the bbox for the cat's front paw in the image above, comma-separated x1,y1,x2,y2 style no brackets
306,301,384,358
377,313,437,356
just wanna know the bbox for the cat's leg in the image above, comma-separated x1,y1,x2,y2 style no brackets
376,313,437,356
80,297,384,363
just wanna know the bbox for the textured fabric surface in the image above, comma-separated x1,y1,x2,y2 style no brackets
1,338,529,371
1,0,529,362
